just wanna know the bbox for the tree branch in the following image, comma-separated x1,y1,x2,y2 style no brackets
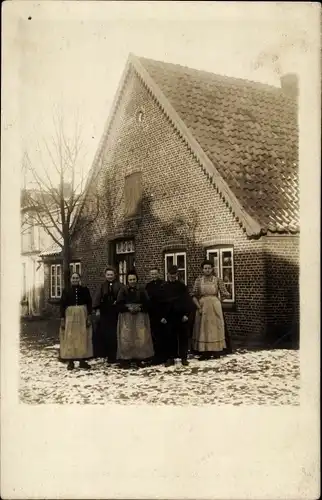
24,209,63,248
22,106,91,268
72,192,101,239
25,196,63,238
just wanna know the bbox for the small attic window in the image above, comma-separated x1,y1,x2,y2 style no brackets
136,109,144,123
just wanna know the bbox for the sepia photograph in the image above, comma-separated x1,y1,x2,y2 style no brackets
18,3,302,407
1,1,320,499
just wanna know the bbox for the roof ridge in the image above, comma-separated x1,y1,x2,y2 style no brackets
137,55,285,95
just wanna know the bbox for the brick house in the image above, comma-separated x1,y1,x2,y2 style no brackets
42,54,299,347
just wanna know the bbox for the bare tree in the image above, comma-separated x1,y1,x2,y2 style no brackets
22,109,101,288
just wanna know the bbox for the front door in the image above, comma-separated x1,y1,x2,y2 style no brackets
115,239,135,284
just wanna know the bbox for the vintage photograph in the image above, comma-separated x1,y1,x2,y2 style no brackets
19,4,303,406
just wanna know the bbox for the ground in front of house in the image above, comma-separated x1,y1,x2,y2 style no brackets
19,319,300,405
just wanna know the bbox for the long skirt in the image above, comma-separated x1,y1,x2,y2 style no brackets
60,305,93,360
93,311,118,360
192,295,226,352
117,311,154,361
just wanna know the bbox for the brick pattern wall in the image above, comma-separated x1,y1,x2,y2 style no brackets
44,68,299,346
264,235,299,343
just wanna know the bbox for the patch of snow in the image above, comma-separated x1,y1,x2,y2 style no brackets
19,344,300,406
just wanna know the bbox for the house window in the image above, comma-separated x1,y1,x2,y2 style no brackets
116,240,135,254
118,259,127,285
164,252,187,284
124,171,142,218
206,247,235,302
22,225,34,253
116,240,135,284
29,225,35,250
50,264,62,299
69,262,82,276
22,263,27,301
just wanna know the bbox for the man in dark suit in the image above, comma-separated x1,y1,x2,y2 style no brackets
160,265,194,367
145,267,167,365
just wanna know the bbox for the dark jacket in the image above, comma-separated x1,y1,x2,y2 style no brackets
161,280,194,320
92,280,124,315
60,285,92,319
116,285,150,314
145,279,166,318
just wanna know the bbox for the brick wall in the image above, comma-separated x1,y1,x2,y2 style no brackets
264,235,300,344
69,68,270,346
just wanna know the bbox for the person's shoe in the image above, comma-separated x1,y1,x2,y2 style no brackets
67,361,74,370
120,360,131,369
164,359,175,367
199,353,211,361
79,360,91,370
181,359,189,366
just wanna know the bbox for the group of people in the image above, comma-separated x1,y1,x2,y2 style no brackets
59,260,232,371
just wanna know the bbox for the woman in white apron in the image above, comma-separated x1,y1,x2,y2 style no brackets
192,260,231,360
60,272,93,370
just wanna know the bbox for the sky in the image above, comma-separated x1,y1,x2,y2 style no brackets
6,1,318,188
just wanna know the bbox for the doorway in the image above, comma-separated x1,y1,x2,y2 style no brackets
115,239,135,284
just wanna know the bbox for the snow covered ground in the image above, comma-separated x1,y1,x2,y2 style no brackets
20,341,300,405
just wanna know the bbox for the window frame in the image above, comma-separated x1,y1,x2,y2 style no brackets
115,240,135,285
206,247,235,303
29,224,35,250
69,262,82,276
50,264,62,299
164,251,187,285
118,258,127,285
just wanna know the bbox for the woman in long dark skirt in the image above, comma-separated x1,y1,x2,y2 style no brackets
92,266,124,363
60,272,93,371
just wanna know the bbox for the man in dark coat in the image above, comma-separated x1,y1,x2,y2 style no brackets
145,267,167,365
161,265,195,367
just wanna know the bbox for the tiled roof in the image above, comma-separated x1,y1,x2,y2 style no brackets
139,57,299,234
39,241,62,257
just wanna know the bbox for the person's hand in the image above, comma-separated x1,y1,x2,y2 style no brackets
128,305,139,313
160,318,167,324
95,310,100,317
198,305,203,315
182,315,189,323
86,318,91,328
